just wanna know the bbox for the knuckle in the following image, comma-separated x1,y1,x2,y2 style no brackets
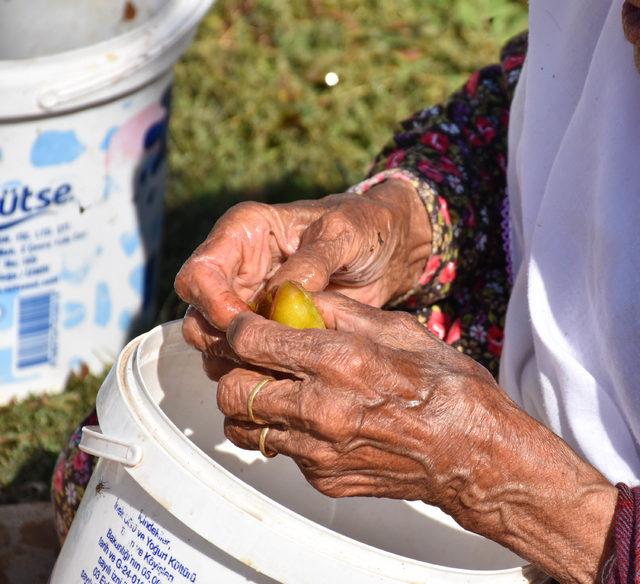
394,311,421,334
216,373,234,414
226,316,257,356
228,200,268,219
223,418,239,442
173,263,194,302
294,448,319,472
321,208,354,238
174,259,212,307
181,314,199,348
295,442,332,472
295,389,319,432
322,338,365,375
342,344,366,375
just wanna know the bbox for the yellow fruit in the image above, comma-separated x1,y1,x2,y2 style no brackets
254,280,325,329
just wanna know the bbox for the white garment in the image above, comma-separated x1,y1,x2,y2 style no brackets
501,0,640,484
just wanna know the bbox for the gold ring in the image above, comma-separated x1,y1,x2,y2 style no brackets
247,376,274,425
259,427,277,458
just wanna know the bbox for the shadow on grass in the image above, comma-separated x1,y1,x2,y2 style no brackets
0,450,57,505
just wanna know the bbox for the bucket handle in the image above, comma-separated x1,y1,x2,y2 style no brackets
80,425,143,467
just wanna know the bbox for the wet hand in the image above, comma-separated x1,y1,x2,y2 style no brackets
176,179,430,373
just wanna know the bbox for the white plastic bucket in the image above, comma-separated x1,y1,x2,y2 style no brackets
51,320,535,584
0,0,213,403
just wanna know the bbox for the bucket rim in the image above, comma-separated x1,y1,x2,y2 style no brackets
108,320,528,581
0,0,213,118
0,0,210,66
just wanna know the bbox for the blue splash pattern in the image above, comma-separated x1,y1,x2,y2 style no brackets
94,282,111,327
31,131,85,167
62,302,86,329
129,265,144,296
100,126,118,151
119,309,133,333
60,261,91,285
120,231,140,257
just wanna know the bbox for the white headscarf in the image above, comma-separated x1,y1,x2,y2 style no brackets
501,0,640,484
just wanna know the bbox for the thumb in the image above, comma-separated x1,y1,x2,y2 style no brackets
267,222,351,292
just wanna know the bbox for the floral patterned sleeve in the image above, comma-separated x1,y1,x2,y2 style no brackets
350,34,527,376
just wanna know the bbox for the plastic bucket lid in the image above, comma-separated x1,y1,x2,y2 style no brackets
0,0,213,119
78,320,530,583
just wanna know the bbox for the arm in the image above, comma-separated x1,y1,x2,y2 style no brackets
218,292,618,584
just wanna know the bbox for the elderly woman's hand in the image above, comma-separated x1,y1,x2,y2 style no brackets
175,179,430,377
218,292,618,584
175,179,429,328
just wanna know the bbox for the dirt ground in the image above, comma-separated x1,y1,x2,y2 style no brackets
0,502,58,584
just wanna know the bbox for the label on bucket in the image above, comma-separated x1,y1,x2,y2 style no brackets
52,461,271,584
0,73,172,403
80,497,198,584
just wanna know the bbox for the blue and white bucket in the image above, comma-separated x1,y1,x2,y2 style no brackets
0,0,213,403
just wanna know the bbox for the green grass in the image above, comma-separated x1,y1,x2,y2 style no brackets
0,0,527,503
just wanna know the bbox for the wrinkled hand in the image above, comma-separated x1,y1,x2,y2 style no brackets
175,180,430,375
219,292,501,503
218,293,617,584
